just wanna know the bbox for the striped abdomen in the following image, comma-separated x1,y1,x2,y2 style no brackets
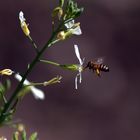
99,64,109,72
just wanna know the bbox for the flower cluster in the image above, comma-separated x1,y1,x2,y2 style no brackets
0,0,85,127
57,20,82,40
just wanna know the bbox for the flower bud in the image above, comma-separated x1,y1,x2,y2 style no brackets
57,31,66,40
13,132,19,140
60,64,81,71
17,124,25,132
20,22,30,36
19,11,30,36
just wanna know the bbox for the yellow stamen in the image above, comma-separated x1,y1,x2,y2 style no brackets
0,69,13,76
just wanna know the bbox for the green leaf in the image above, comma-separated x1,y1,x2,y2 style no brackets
63,0,84,20
0,79,11,100
3,79,11,91
12,132,19,140
72,7,84,18
0,109,15,126
17,86,31,99
0,84,6,95
29,132,38,140
52,7,62,17
59,0,64,7
21,130,27,140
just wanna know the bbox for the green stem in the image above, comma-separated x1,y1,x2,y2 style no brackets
40,59,60,67
0,21,64,124
48,39,60,47
28,35,39,53
25,76,62,87
0,92,7,104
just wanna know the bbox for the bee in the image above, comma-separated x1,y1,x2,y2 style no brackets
84,58,109,76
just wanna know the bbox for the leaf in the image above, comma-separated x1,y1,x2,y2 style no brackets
73,8,84,18
0,83,6,95
0,110,14,126
3,79,11,91
12,132,19,140
29,132,38,140
59,0,64,7
17,86,31,99
52,7,62,18
64,0,84,20
0,79,11,99
21,130,27,140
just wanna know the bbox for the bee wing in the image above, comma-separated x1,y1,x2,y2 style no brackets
94,57,104,64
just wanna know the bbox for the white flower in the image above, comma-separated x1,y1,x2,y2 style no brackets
74,44,84,89
65,20,82,35
19,11,26,23
65,20,75,28
57,20,82,40
15,73,45,100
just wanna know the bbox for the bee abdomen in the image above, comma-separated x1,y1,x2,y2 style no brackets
100,64,109,72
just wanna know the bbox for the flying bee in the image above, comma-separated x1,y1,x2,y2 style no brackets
84,57,109,77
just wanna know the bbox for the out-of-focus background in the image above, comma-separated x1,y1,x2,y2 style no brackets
0,0,140,139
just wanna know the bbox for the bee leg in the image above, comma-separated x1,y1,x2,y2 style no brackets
83,65,88,70
97,74,101,77
96,69,101,77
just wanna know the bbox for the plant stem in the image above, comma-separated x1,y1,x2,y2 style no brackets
0,92,7,104
28,35,39,53
40,59,60,67
0,22,63,124
25,76,62,87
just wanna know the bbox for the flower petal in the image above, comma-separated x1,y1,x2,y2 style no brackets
75,74,78,89
65,20,74,28
72,26,82,35
15,73,30,85
30,86,45,100
19,11,25,22
74,45,83,65
75,72,82,89
79,72,82,83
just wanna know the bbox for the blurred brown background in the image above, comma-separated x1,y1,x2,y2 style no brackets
0,0,140,139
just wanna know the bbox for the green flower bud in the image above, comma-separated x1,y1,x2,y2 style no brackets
60,64,79,71
12,132,19,140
